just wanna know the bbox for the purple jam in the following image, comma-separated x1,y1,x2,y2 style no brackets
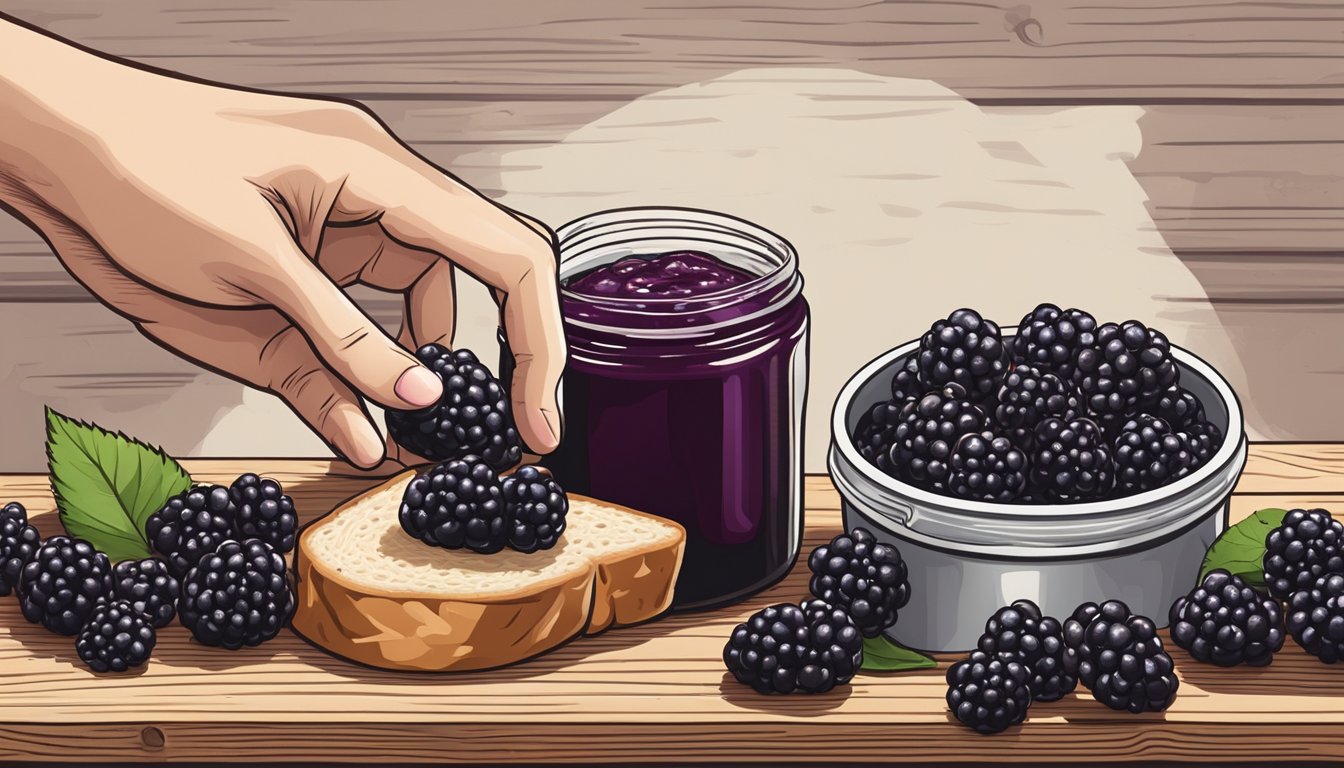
528,247,809,611
564,251,754,298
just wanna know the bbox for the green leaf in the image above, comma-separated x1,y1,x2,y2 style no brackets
1198,507,1289,591
45,407,192,562
860,635,937,673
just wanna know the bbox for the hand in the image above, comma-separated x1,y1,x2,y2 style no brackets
0,18,565,469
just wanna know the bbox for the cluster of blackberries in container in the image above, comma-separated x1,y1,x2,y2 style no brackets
387,345,569,555
854,304,1224,503
0,474,297,673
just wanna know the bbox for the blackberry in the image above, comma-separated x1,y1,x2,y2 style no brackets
112,558,180,629
1072,320,1178,437
145,485,238,580
977,599,1076,702
76,599,156,673
18,536,113,635
1286,573,1344,663
1181,420,1224,470
1064,600,1179,713
1113,415,1194,493
993,365,1080,450
399,456,507,554
948,433,1028,503
178,539,295,649
1169,570,1284,667
1011,303,1098,379
228,473,298,554
890,356,922,404
917,309,1008,402
385,345,523,470
807,527,910,638
945,650,1032,735
1,501,41,596
1263,508,1344,600
1031,418,1114,502
723,599,864,694
1154,386,1204,430
853,399,904,477
890,384,988,489
502,466,568,554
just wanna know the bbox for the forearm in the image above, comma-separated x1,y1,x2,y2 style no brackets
0,17,140,224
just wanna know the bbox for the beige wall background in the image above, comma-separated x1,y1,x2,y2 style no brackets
3,1,1343,472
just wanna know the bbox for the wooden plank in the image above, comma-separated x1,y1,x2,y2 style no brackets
0,457,1343,763
9,1,1344,102
5,101,1344,301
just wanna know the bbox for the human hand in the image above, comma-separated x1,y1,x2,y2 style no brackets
0,18,565,469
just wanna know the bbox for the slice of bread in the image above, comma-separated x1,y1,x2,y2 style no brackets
291,470,685,672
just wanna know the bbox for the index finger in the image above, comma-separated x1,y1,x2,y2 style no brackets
346,167,566,452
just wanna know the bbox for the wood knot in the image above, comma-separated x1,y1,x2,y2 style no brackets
1012,17,1045,46
140,726,166,749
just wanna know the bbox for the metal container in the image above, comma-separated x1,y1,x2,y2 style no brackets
828,334,1247,652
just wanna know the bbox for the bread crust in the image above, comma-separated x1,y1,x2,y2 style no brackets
291,472,685,672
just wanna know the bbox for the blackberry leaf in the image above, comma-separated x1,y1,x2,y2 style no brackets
861,635,936,672
45,407,191,561
1198,507,1288,590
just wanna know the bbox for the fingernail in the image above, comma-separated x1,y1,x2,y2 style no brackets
394,365,443,407
523,408,561,452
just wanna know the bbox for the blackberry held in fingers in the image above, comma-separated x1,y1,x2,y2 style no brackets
19,536,113,635
1032,418,1114,502
1,501,40,596
1011,303,1098,379
145,485,238,580
399,456,508,554
1071,320,1178,435
722,600,864,694
385,345,523,470
1113,415,1194,493
946,650,1032,735
502,466,568,554
807,527,909,638
917,309,1008,401
948,433,1028,503
76,599,156,673
112,558,180,629
993,365,1080,450
1263,508,1344,600
1287,573,1344,663
178,539,295,649
891,384,987,490
1066,600,1179,713
1169,570,1284,667
977,599,1076,702
229,473,298,554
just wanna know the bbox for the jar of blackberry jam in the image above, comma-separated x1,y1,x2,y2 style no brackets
538,207,808,611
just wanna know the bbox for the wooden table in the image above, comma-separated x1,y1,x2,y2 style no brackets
2,448,1344,764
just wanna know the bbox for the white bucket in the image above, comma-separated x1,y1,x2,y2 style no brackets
827,333,1248,652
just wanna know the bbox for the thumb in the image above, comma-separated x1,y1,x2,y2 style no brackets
251,243,443,411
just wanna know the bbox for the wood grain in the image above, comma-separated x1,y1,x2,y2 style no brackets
1,453,1343,763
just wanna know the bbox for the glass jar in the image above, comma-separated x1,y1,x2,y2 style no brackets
535,207,809,611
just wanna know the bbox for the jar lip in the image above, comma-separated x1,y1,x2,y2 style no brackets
555,206,798,308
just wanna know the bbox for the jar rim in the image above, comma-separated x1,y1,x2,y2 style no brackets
555,206,798,308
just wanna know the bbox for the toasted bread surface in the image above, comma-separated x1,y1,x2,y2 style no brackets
292,471,684,671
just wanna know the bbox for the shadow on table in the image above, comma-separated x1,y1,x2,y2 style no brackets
717,672,852,713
